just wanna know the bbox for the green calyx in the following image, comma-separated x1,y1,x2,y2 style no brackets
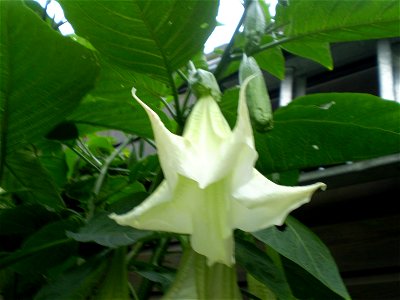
188,65,221,101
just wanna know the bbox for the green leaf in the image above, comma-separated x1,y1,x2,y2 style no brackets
0,204,56,237
35,139,69,189
136,268,175,291
129,154,160,183
0,219,79,271
258,93,400,173
247,273,277,300
67,59,173,138
281,257,344,300
66,212,153,247
276,0,400,42
68,94,171,138
0,1,99,157
221,90,400,174
274,0,399,68
5,150,65,211
60,0,218,82
91,59,171,103
235,238,294,300
106,189,147,213
281,40,333,70
252,216,350,300
254,36,285,80
34,256,108,300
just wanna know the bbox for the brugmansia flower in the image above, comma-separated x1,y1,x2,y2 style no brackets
110,78,326,266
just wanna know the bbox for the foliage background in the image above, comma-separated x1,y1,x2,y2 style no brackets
0,0,399,299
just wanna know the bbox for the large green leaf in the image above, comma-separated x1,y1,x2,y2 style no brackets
66,212,153,248
276,0,399,42
0,1,99,156
90,59,170,102
255,36,286,80
0,219,79,271
5,150,65,211
68,95,156,138
0,205,55,237
252,216,350,299
281,40,333,70
34,256,108,300
235,237,294,300
60,0,218,82
0,1,99,201
281,257,344,300
258,93,400,173
68,60,172,138
221,90,400,174
10,219,80,274
274,0,399,67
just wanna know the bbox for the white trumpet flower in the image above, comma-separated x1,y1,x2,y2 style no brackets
110,78,326,266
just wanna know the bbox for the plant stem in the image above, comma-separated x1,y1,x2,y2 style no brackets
168,74,185,129
231,36,292,61
148,166,164,193
181,88,193,118
128,282,140,300
159,97,176,119
77,139,103,167
137,238,170,299
69,146,102,172
213,2,248,80
177,69,189,83
143,138,156,150
87,136,135,220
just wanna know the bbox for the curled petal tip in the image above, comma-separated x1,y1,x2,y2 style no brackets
109,213,119,223
131,87,145,107
317,182,327,191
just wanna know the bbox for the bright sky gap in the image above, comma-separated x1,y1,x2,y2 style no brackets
34,0,277,54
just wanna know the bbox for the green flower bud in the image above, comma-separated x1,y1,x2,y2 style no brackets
239,54,273,132
243,0,266,52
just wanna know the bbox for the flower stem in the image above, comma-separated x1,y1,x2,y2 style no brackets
87,136,135,220
213,2,248,80
164,247,242,299
137,238,170,299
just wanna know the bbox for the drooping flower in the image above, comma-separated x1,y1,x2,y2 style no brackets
110,78,326,266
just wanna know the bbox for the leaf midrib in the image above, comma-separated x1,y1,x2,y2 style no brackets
284,18,398,42
0,8,11,182
289,223,346,298
136,1,175,80
275,118,400,135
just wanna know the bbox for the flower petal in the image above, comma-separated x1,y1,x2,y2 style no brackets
157,92,254,189
183,79,259,189
189,179,235,266
110,180,192,234
232,169,326,232
227,75,259,188
232,75,256,151
182,95,236,188
132,89,187,189
183,95,231,146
